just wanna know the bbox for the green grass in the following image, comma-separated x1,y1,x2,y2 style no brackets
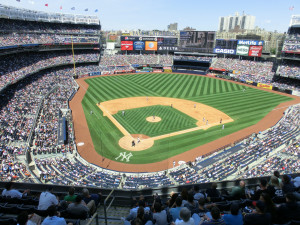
113,105,197,137
81,73,293,164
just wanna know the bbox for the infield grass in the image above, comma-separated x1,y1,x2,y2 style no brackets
81,73,293,164
113,105,197,137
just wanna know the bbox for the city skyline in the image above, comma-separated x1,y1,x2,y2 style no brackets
0,0,299,32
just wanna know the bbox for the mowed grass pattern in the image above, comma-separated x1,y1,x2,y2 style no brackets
82,73,293,164
113,105,198,137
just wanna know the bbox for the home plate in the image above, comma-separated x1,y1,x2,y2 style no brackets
77,142,85,146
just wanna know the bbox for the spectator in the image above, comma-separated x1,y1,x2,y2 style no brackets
180,188,189,206
194,197,209,217
172,207,195,225
127,206,152,225
199,206,225,225
126,200,150,221
2,181,30,198
193,186,205,200
259,193,278,223
184,193,199,215
38,186,58,210
229,181,245,200
206,183,221,199
222,203,243,225
244,200,271,225
248,179,274,200
67,195,89,219
82,188,98,215
269,176,283,197
277,193,300,223
64,187,77,203
282,174,296,194
152,202,168,225
170,197,183,222
42,205,70,225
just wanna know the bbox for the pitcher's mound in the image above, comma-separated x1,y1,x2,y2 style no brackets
119,135,154,151
146,116,161,123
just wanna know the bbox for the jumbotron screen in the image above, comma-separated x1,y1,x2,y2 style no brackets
179,31,215,53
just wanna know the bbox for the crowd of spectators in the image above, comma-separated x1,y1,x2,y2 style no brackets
0,33,99,47
0,51,99,90
212,58,274,78
0,18,100,34
122,176,300,225
99,54,174,68
277,63,300,79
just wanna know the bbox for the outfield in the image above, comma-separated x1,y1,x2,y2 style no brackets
79,73,293,165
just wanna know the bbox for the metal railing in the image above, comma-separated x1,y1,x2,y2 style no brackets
103,189,116,225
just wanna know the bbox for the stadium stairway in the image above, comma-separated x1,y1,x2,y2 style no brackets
94,205,129,225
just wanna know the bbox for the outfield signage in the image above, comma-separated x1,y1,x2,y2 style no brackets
236,45,249,56
133,41,145,50
248,45,263,57
237,40,264,46
257,83,272,90
121,41,133,50
213,48,236,54
158,46,178,51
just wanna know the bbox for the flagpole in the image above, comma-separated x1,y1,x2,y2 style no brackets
71,35,76,77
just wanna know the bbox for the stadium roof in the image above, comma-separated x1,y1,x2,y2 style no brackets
0,4,100,25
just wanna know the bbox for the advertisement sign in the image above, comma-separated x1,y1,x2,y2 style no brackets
248,45,263,57
236,45,249,56
213,48,236,54
121,41,133,50
237,40,264,46
133,41,145,50
282,44,300,54
257,83,272,90
121,36,139,41
158,46,178,51
145,41,157,51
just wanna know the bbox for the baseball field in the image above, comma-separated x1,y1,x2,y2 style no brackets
74,73,294,167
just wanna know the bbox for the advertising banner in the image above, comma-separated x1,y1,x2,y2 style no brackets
257,83,273,90
237,40,264,46
145,41,157,51
157,37,178,46
213,48,236,54
121,41,133,51
248,45,263,57
236,45,249,56
133,41,145,50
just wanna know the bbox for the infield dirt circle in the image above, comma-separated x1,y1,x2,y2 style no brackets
146,116,161,122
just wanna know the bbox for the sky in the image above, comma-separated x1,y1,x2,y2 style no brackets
0,0,299,32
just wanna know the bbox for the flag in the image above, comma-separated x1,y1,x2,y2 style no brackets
85,8,88,11
289,6,294,10
45,3,48,7
60,6,62,10
71,7,75,10
16,0,20,2
95,9,98,13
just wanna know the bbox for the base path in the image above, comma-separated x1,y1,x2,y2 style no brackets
69,73,300,172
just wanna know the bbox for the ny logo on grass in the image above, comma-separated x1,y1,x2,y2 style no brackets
115,152,133,162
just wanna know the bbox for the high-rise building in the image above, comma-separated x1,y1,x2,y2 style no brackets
219,12,255,32
168,23,178,31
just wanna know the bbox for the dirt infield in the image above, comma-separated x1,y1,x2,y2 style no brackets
69,73,300,172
